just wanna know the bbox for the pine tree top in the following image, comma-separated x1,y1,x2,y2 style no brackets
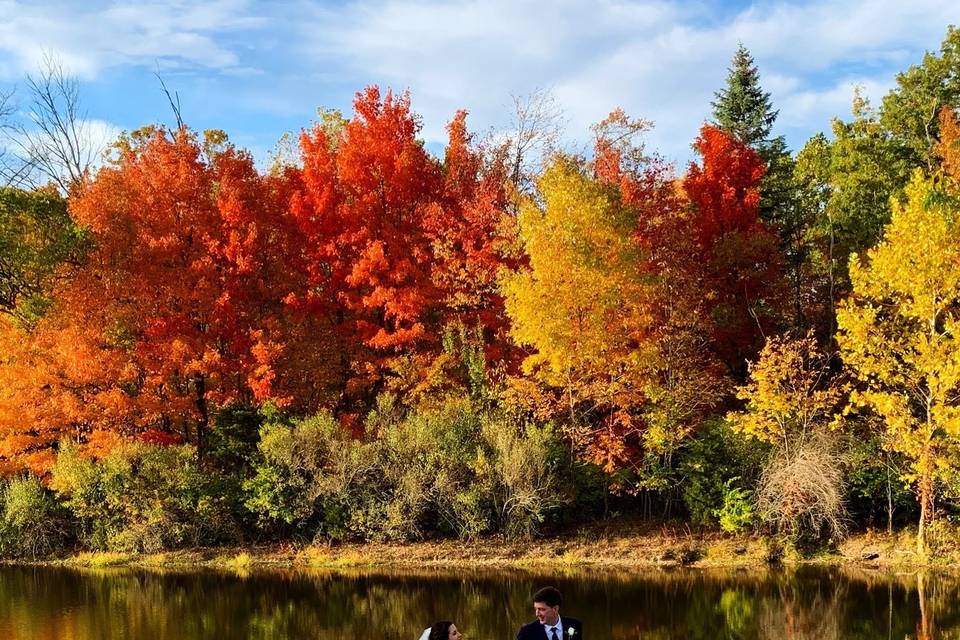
712,43,779,148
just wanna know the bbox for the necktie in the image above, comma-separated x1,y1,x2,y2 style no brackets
551,628,560,640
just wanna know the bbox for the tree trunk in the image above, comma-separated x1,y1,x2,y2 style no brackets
917,473,934,556
886,456,893,534
193,373,209,462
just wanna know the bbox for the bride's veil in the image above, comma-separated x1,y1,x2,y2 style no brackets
418,628,431,640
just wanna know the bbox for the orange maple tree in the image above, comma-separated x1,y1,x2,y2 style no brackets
937,106,960,180
0,128,320,470
432,110,519,364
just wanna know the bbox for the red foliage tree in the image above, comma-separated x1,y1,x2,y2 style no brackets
292,89,518,405
683,124,784,375
432,110,519,364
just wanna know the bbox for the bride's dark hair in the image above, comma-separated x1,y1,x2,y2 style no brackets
428,621,454,640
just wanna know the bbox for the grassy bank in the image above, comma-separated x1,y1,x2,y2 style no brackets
32,524,959,573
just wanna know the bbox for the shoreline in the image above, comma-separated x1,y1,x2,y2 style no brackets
12,527,957,573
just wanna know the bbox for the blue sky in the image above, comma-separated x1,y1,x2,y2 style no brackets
0,0,958,167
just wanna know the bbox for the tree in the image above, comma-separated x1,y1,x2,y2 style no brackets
0,127,315,467
683,124,784,376
710,43,794,222
0,312,134,474
0,89,13,176
794,94,913,339
502,88,564,194
502,158,654,469
432,110,518,363
936,106,960,181
712,44,778,150
292,87,471,408
712,44,803,326
837,172,960,554
594,110,728,463
503,133,725,475
0,56,105,193
0,186,87,325
729,333,844,450
728,333,847,542
881,26,960,170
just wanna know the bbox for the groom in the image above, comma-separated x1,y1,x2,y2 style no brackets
516,586,583,639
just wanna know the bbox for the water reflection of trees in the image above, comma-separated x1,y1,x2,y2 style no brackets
0,565,957,639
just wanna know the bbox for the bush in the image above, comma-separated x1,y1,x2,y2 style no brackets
244,410,381,541
482,416,567,537
925,519,960,559
209,403,263,473
756,435,846,546
0,475,72,559
374,395,569,540
714,478,755,533
371,394,493,540
242,393,574,543
680,419,765,527
50,441,238,552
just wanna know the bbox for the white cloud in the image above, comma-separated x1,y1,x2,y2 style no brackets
0,0,956,166
0,0,264,79
776,78,892,129
297,0,960,162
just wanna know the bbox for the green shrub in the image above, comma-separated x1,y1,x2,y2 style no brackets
373,394,494,540
680,419,765,527
565,460,610,520
208,403,268,529
0,475,72,559
245,394,574,543
209,403,263,472
371,395,569,540
714,478,755,533
50,441,238,552
482,417,567,538
244,410,381,541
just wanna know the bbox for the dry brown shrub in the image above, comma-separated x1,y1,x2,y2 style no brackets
757,433,847,544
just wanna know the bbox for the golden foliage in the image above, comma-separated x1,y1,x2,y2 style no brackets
837,171,960,551
728,333,844,447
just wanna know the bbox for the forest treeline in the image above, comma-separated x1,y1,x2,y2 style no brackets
1,28,960,560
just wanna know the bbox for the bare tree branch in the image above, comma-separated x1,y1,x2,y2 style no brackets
155,69,184,131
0,87,17,184
0,54,102,193
500,88,566,194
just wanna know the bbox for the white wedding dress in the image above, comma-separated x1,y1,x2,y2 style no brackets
418,629,431,640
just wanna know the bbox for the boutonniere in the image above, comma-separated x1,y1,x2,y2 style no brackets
567,629,576,637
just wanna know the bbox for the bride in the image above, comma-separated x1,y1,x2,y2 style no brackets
418,621,462,640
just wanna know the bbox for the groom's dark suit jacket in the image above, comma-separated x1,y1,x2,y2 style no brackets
516,617,583,640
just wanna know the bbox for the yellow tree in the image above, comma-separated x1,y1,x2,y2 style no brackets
729,332,844,451
501,158,653,470
836,171,960,554
728,333,847,540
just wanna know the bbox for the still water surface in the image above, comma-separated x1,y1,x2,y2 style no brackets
0,564,957,639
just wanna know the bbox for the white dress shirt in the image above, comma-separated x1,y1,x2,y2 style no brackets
543,618,564,639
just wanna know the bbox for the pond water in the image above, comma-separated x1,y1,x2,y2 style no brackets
0,564,956,639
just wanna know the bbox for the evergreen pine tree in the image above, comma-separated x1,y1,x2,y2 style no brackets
713,44,805,328
712,44,778,149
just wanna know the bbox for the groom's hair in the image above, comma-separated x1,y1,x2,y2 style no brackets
533,586,563,608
